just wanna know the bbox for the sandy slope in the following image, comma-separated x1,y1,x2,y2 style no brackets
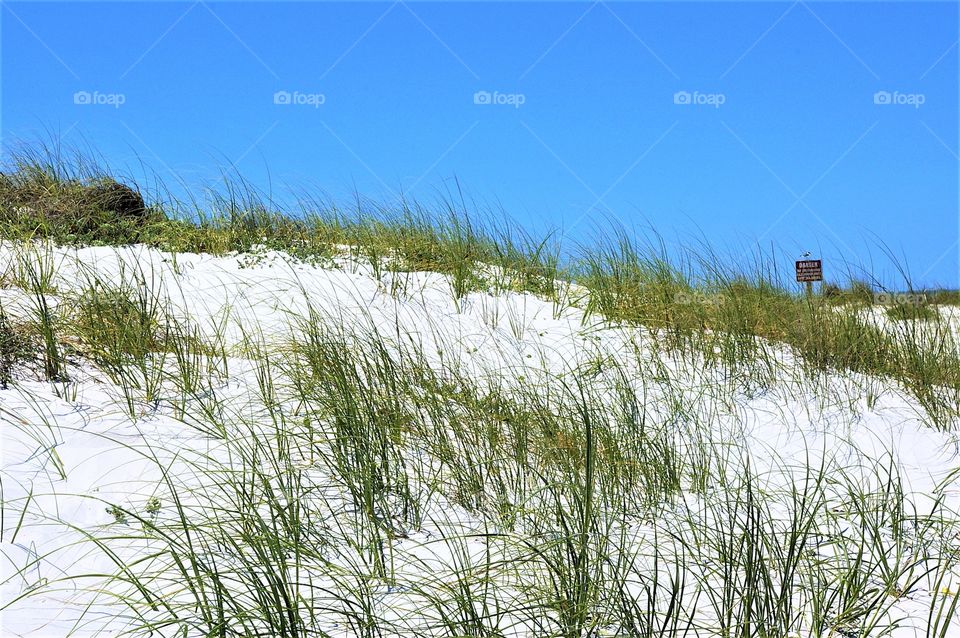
2,244,959,637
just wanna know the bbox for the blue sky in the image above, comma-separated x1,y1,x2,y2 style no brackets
2,1,958,287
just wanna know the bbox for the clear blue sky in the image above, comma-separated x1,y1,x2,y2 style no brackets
2,1,958,287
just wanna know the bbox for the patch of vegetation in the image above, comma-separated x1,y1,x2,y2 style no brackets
885,301,938,322
0,307,31,388
144,496,161,518
7,245,68,381
822,278,874,306
927,289,960,306
73,280,167,365
0,156,163,245
1,145,564,300
67,265,171,415
104,503,128,525
577,234,960,424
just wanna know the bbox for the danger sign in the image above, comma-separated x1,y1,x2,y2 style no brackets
795,260,823,283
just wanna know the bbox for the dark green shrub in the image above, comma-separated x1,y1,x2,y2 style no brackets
1,171,163,244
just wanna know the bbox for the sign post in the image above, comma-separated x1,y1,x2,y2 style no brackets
795,259,823,297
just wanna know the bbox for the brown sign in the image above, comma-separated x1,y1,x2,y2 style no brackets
796,259,823,282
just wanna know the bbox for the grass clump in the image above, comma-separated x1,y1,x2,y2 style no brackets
926,289,960,306
822,278,874,306
66,264,173,414
0,307,31,388
11,245,67,381
885,301,938,322
72,277,167,366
